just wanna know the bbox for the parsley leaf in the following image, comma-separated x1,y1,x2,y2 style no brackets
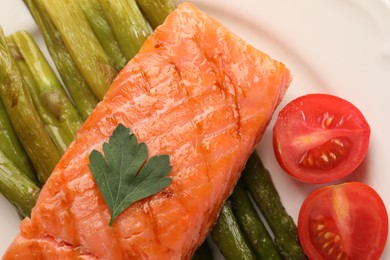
88,124,172,226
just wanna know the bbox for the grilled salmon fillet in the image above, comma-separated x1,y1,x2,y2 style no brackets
4,2,291,259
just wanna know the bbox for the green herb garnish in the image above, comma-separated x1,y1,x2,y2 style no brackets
88,123,172,225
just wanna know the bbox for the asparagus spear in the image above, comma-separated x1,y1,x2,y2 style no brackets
98,0,151,60
78,0,127,70
135,0,176,29
230,182,282,260
0,26,60,183
211,203,256,260
0,149,40,218
34,0,118,100
9,31,82,155
242,152,306,260
0,99,38,184
23,0,99,120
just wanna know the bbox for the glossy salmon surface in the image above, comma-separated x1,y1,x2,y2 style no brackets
4,2,291,259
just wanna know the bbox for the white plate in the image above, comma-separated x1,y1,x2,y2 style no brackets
1,0,390,258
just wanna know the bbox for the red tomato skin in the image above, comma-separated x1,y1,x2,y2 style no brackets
298,182,388,260
273,94,371,183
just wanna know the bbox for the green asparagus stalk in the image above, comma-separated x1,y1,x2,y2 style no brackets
0,99,38,184
211,203,256,260
230,182,282,260
0,149,40,218
34,0,118,100
0,26,60,183
78,0,127,70
9,31,82,155
242,152,306,260
135,0,176,29
23,0,99,120
98,0,151,60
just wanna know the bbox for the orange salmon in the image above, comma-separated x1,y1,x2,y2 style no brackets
4,2,291,259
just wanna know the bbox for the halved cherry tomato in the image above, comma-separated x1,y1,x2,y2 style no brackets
273,94,370,183
298,182,388,260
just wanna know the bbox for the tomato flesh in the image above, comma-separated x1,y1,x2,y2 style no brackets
273,94,370,183
298,182,388,260
299,136,352,170
309,216,348,259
